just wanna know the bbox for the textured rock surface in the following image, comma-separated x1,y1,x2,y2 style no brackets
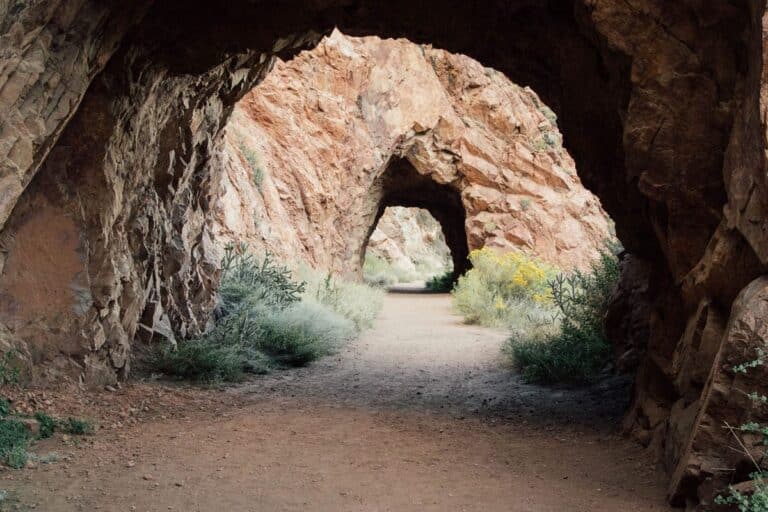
1,1,768,506
209,32,611,277
366,207,452,280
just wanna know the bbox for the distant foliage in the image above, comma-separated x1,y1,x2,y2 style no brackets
300,269,384,332
505,243,620,384
425,271,454,293
453,248,555,328
151,245,381,382
362,253,418,287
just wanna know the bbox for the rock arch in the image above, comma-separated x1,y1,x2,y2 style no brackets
211,33,609,281
2,1,768,505
365,157,470,279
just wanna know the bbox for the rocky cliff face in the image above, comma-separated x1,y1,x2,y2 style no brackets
209,32,611,278
1,1,768,506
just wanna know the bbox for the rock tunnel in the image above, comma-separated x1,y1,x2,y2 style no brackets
2,0,768,506
363,158,470,280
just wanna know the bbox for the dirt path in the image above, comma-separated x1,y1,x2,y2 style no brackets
1,293,671,511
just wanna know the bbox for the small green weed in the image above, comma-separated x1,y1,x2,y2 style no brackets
0,351,20,385
34,412,56,439
0,419,29,468
4,446,27,469
238,142,265,189
426,272,454,292
60,418,94,436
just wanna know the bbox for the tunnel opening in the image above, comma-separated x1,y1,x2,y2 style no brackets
363,158,469,284
362,206,454,288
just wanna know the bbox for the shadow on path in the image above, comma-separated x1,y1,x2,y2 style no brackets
238,293,631,430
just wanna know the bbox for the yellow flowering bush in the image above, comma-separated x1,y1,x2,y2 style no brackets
452,248,556,327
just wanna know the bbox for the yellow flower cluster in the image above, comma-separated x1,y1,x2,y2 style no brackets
467,248,553,304
453,247,557,326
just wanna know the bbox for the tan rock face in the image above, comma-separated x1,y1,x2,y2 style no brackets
366,207,452,281
1,1,768,506
209,33,611,277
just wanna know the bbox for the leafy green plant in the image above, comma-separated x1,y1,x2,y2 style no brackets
4,445,27,469
716,475,768,511
0,419,29,468
34,412,56,439
713,350,768,511
218,244,305,315
426,272,454,292
60,418,94,436
505,243,620,384
151,248,375,382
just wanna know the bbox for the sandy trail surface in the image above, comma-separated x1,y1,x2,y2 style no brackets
1,293,671,511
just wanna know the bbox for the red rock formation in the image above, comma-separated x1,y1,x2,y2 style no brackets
209,32,611,276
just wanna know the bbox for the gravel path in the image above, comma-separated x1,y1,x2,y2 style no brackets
1,293,671,511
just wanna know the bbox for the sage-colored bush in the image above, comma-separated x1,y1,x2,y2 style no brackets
504,244,620,384
151,246,381,382
452,248,555,328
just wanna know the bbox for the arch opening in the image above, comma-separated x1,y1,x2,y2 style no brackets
364,158,470,282
362,206,454,287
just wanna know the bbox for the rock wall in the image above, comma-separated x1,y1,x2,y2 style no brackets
209,32,611,277
1,1,768,506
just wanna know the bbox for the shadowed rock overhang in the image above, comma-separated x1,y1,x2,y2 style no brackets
1,1,768,506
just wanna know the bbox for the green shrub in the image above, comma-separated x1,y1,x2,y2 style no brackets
505,244,620,384
60,418,94,436
151,249,374,382
506,321,611,384
425,271,454,292
453,248,555,328
4,445,27,469
218,245,304,315
301,269,384,332
150,339,248,383
0,398,10,418
255,301,354,367
0,420,29,465
34,412,56,439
